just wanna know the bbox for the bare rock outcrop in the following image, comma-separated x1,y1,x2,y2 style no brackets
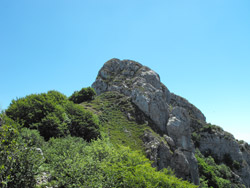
166,107,199,184
198,130,250,186
92,58,170,133
143,130,199,184
92,58,250,187
170,93,206,132
92,58,199,184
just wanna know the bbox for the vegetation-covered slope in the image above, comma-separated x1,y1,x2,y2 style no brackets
81,91,161,152
0,89,197,188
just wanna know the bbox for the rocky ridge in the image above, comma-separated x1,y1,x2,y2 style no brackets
92,58,250,187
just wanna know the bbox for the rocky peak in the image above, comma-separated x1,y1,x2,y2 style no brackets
92,58,250,187
92,58,170,133
92,58,200,184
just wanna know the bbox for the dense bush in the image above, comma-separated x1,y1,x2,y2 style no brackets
5,91,100,141
38,105,70,140
6,90,67,128
195,150,245,188
65,102,100,141
43,136,197,188
18,128,45,148
69,87,96,104
0,115,43,188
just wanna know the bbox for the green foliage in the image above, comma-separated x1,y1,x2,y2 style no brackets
65,102,100,141
223,153,242,171
199,123,224,134
223,153,233,168
18,128,45,148
81,91,155,152
43,136,197,188
5,90,100,141
6,91,67,128
0,115,43,188
196,150,245,188
38,105,70,140
191,132,201,148
69,87,96,104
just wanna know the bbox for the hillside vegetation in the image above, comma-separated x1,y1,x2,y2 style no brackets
0,89,197,188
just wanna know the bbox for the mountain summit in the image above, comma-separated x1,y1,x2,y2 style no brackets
92,58,250,187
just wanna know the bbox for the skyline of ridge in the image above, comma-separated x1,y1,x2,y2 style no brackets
0,0,249,143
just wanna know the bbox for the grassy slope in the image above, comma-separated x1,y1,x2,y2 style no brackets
81,91,159,153
82,91,247,188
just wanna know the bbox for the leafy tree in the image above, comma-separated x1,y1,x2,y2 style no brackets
69,87,96,104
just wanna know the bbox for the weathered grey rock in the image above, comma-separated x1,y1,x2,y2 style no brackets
92,58,250,186
167,107,192,150
170,93,206,132
241,142,250,165
143,130,172,168
92,58,170,133
163,135,175,148
199,131,241,161
167,107,199,185
198,131,250,187
143,130,199,185
172,149,190,179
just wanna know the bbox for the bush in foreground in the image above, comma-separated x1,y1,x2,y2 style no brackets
43,136,197,188
0,116,43,188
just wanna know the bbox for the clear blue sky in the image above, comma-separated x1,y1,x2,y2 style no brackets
1,0,249,143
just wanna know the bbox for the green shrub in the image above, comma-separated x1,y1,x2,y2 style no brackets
65,102,100,141
18,128,45,148
223,153,233,167
43,136,197,188
38,105,70,140
196,150,234,188
192,132,201,148
0,116,43,188
5,90,100,141
200,123,223,134
69,87,96,104
6,91,67,128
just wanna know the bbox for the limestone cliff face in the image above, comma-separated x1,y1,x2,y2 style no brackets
92,58,250,187
197,129,250,186
92,58,170,133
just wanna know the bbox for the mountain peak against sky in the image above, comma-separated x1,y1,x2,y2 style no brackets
0,1,249,143
91,58,250,186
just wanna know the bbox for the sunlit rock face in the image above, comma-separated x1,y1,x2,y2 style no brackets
92,58,170,133
92,58,250,186
92,58,200,184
